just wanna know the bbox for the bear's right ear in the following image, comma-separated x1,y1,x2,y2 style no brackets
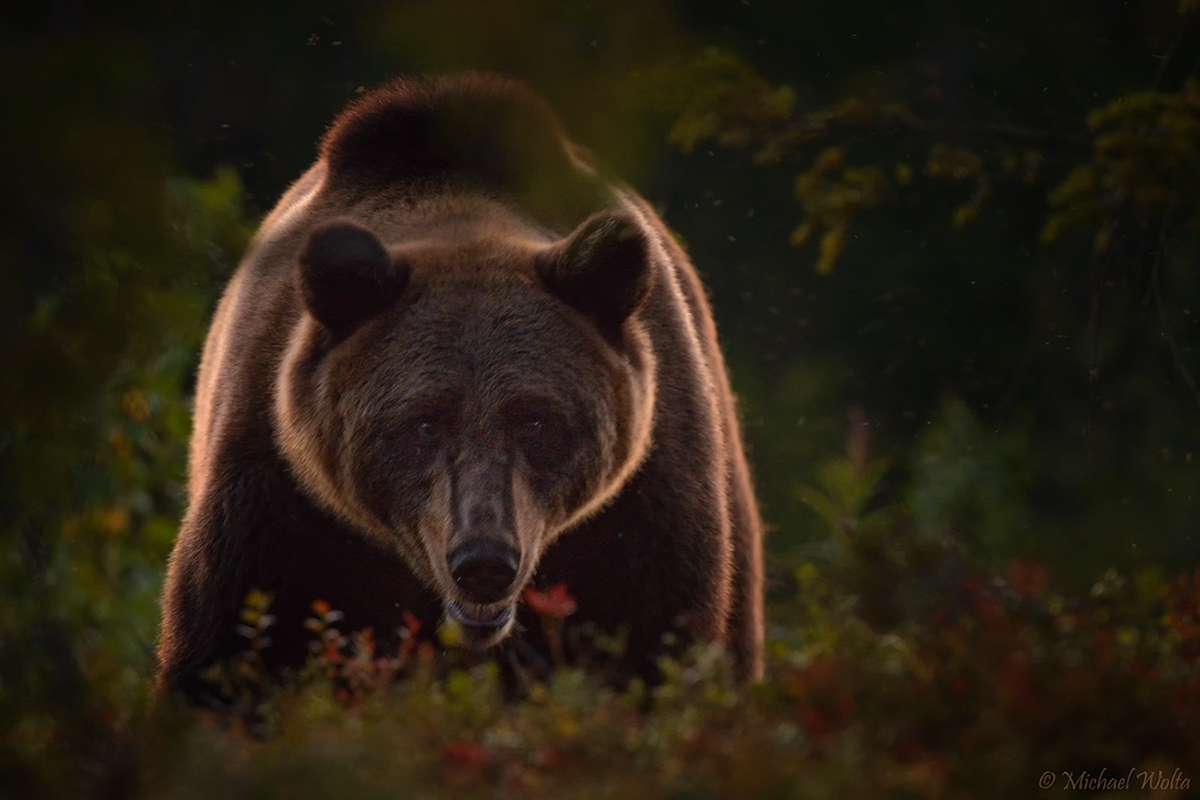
297,219,410,338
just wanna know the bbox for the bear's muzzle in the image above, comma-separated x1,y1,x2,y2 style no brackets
448,538,520,604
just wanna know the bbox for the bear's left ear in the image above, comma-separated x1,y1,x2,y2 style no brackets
536,211,653,331
297,219,410,338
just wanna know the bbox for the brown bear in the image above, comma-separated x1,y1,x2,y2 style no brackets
158,74,763,705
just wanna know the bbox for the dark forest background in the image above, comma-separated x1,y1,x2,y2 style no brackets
2,1,1198,797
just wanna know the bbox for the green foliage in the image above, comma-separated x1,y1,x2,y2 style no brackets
665,47,796,155
1045,79,1200,250
0,161,251,797
790,149,889,274
658,48,1069,275
908,398,1032,561
656,7,1199,584
797,407,892,540
18,552,1198,799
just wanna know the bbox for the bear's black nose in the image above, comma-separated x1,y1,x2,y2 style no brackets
448,540,519,604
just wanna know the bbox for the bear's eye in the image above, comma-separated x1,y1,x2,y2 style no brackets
372,411,450,473
510,408,571,472
416,420,439,441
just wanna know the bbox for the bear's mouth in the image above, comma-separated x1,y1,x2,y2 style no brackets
446,598,515,639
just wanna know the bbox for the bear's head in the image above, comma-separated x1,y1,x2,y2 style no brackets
276,208,657,648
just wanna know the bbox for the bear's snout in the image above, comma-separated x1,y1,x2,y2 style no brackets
448,538,520,604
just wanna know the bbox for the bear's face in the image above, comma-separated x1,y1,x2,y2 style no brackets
276,211,656,648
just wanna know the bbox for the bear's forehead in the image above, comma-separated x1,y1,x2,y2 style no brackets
343,304,610,426
331,276,614,418
346,274,601,370
401,240,543,281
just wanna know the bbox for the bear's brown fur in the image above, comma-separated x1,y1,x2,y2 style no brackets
158,74,763,704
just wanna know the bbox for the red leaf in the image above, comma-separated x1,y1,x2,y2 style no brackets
444,741,490,769
535,745,562,769
522,583,578,618
800,708,831,738
1007,559,1050,599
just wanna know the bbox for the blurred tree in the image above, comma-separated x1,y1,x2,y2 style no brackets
0,15,252,793
646,0,1200,586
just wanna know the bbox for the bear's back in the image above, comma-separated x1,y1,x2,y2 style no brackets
320,74,608,230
